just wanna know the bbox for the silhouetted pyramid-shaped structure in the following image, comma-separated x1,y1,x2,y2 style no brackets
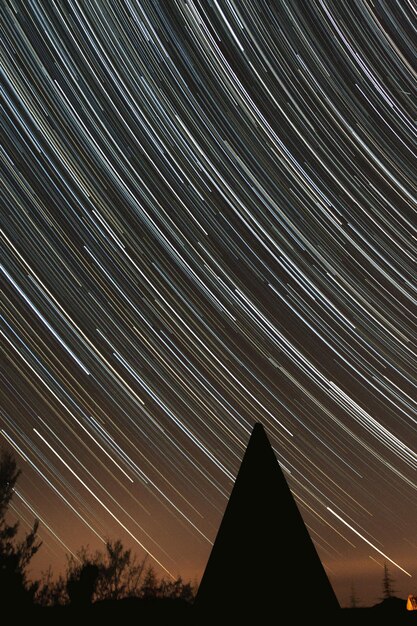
194,422,339,618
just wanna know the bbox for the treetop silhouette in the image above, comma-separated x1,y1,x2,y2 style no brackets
0,450,41,608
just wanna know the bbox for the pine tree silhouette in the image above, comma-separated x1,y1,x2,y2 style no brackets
381,561,396,600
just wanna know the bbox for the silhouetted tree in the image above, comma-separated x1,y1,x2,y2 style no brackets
141,564,159,599
67,562,100,608
0,449,41,607
65,540,150,602
62,540,196,605
158,576,195,602
382,561,396,599
98,539,131,600
35,566,67,606
140,566,195,602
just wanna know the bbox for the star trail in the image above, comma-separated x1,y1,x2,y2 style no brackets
1,0,416,607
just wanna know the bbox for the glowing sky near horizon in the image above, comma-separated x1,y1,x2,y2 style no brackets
1,0,417,607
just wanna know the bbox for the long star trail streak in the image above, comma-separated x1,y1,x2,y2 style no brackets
1,0,416,607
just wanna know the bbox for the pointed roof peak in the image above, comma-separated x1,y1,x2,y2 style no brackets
251,421,265,435
245,421,269,445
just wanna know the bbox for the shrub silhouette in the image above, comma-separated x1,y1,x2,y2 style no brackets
66,562,100,607
63,540,195,604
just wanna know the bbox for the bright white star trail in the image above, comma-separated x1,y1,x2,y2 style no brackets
1,0,416,607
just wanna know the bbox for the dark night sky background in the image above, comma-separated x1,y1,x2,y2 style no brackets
1,0,417,608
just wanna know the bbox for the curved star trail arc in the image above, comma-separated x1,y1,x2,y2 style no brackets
1,0,417,606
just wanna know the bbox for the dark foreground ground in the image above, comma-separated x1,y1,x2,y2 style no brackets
13,596,417,624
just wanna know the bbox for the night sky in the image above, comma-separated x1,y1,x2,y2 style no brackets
1,1,417,608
